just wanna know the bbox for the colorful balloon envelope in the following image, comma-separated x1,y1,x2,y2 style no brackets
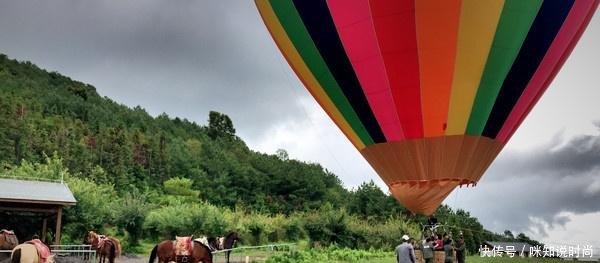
255,0,598,215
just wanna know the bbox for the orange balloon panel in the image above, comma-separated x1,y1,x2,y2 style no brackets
389,181,458,216
360,136,503,214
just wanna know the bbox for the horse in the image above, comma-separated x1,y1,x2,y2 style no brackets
148,236,212,263
220,232,241,263
0,229,19,250
207,237,219,252
85,231,122,263
197,232,240,263
11,239,54,263
194,236,217,252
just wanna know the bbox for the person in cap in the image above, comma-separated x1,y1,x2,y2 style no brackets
395,234,416,263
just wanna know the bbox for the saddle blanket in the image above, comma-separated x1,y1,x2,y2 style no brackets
25,239,51,263
174,236,194,256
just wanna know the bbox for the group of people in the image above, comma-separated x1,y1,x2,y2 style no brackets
395,232,466,263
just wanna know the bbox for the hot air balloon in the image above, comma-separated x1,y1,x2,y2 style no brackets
255,0,598,215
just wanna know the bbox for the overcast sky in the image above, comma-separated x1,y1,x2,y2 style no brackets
1,0,598,249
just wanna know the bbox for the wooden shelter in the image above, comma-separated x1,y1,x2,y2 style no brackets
0,178,76,245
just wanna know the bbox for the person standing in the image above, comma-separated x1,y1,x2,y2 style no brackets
396,235,416,263
434,234,444,251
454,234,466,263
422,237,435,263
444,238,455,263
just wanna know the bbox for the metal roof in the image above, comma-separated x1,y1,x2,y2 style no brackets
0,178,76,205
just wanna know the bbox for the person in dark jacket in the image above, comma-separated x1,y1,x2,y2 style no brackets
454,234,466,263
422,237,435,263
444,238,454,263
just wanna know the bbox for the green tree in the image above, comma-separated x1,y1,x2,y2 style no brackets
114,191,149,246
347,181,404,220
504,230,514,239
207,111,235,139
516,232,544,246
275,149,289,161
63,178,118,240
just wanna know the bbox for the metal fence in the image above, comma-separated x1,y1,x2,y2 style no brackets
0,250,13,263
212,243,296,263
50,244,97,263
0,244,96,263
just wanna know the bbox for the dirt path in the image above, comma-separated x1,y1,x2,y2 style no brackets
119,255,148,263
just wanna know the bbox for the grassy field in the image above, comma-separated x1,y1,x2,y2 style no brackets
264,252,570,263
471,256,567,263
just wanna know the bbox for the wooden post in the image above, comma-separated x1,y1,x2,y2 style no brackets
42,217,48,242
54,206,63,245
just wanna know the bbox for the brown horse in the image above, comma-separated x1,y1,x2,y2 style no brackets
148,238,212,263
0,229,19,250
85,231,122,263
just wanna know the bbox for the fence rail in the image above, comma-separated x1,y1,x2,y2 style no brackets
0,244,96,263
212,243,296,263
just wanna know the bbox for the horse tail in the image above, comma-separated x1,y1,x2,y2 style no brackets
11,248,21,263
110,237,122,257
109,242,116,263
148,245,158,263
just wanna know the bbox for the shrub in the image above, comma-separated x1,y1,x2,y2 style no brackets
163,177,199,198
246,216,266,246
113,191,149,246
283,214,304,242
144,203,200,239
63,177,118,241
143,201,233,239
303,207,355,248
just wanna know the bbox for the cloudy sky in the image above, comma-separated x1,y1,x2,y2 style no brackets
1,0,598,249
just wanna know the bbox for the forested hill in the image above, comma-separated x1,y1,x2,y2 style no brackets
0,53,362,214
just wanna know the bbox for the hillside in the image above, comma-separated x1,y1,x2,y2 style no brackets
0,53,357,214
0,54,540,252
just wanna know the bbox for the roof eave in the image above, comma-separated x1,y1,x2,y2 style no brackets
0,197,77,206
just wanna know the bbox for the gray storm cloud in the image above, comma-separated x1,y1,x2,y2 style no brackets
496,131,600,178
0,0,308,140
455,126,600,235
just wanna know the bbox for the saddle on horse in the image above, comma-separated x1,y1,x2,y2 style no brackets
174,236,194,262
0,229,18,249
97,235,114,250
25,239,51,263
0,229,15,235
